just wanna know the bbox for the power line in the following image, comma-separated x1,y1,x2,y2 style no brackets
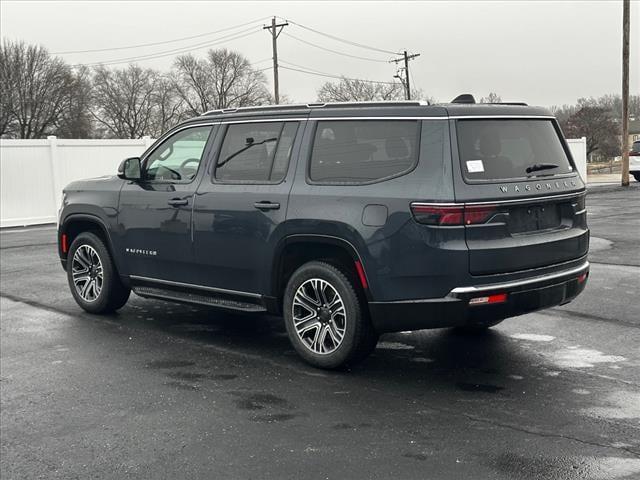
279,63,399,85
76,27,261,67
283,18,399,55
282,32,390,63
53,17,271,55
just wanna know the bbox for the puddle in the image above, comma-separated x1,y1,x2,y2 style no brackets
494,453,640,480
550,348,626,368
377,341,415,350
411,357,434,363
583,390,640,420
510,333,555,342
572,388,591,395
589,236,613,252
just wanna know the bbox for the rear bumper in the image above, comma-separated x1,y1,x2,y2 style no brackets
368,261,589,333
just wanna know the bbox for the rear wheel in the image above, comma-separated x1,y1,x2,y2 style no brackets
67,232,130,313
633,172,640,182
283,261,378,369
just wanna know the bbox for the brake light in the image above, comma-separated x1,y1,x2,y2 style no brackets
410,203,497,226
410,204,464,225
463,205,497,225
61,233,68,254
469,293,508,306
577,272,588,283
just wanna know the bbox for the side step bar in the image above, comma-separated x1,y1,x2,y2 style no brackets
130,277,267,313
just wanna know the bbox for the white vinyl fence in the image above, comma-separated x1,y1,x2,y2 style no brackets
0,135,588,228
566,137,587,182
0,136,154,228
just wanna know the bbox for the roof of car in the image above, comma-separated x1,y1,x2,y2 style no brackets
185,100,552,125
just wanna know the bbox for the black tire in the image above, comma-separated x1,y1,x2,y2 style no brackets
66,232,130,314
633,172,640,182
453,318,504,335
283,261,378,369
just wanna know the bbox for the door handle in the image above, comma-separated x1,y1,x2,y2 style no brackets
253,201,280,211
168,198,188,207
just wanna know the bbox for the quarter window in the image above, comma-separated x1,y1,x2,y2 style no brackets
144,126,212,182
309,120,420,184
215,122,299,182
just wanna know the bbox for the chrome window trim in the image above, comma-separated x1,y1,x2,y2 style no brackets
219,118,307,125
450,261,589,294
411,191,586,208
449,115,557,120
309,116,446,121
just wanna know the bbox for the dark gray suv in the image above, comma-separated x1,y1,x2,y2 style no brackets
58,98,589,369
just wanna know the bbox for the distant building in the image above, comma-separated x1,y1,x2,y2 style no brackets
629,119,640,146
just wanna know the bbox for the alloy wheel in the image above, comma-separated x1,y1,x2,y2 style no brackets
292,278,346,354
71,244,103,302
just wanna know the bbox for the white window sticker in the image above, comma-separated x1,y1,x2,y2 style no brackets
466,160,485,173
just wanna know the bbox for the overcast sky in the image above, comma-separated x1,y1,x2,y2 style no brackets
1,0,638,107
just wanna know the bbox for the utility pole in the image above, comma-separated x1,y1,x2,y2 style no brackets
263,16,288,104
391,50,420,100
621,0,630,187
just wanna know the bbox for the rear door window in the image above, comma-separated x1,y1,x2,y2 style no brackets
456,119,573,182
309,120,420,184
214,122,299,183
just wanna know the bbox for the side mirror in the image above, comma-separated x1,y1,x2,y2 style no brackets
117,157,141,180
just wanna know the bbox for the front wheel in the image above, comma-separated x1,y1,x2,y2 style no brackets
633,172,640,182
283,261,378,369
66,232,130,314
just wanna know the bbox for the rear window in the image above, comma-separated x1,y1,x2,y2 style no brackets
309,120,420,184
456,119,573,181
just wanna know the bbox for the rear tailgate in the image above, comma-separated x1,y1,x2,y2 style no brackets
452,117,589,276
464,191,588,275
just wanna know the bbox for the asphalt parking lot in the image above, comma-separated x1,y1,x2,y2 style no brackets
1,183,639,480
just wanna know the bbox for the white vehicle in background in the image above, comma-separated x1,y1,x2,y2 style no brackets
630,140,640,182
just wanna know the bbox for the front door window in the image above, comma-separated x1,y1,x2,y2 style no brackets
144,126,213,182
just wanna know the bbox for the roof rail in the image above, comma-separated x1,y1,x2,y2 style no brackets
493,102,529,106
201,100,430,116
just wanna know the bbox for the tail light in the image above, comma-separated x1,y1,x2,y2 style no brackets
410,203,497,226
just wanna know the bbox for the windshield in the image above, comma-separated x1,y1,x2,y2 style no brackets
456,119,573,181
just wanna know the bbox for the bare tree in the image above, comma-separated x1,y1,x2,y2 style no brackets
562,100,619,158
0,40,73,138
56,66,94,138
91,64,158,138
173,48,271,115
317,77,404,102
480,92,502,103
149,73,187,137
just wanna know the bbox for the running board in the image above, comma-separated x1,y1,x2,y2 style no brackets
132,285,267,313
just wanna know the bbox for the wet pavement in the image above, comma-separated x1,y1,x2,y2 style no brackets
1,183,639,479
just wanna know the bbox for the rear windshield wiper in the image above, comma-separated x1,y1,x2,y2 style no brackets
525,163,559,174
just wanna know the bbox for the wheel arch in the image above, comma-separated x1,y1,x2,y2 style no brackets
59,214,118,273
269,234,371,313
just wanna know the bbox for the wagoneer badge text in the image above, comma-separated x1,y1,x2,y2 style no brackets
125,248,157,256
499,180,577,194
